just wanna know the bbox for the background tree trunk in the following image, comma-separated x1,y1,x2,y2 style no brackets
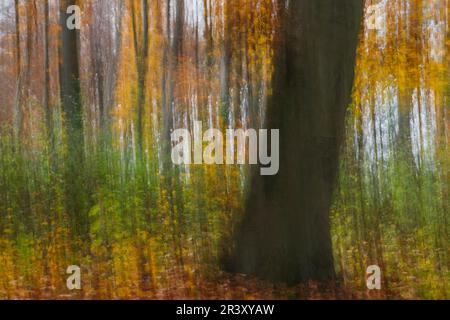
43,0,52,147
13,0,23,143
219,0,232,127
131,0,149,156
59,0,86,238
229,0,364,284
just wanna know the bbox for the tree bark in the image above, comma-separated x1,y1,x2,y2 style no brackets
228,0,364,284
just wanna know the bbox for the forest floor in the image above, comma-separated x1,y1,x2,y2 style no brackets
27,272,390,300
147,273,389,300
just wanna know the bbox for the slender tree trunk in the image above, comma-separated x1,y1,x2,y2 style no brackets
131,0,149,155
21,0,36,141
13,0,23,143
43,0,52,147
106,0,124,130
229,0,364,284
130,0,154,291
161,0,186,271
219,1,232,127
203,0,213,67
25,0,34,98
59,0,87,238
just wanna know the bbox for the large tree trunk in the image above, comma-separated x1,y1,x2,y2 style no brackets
229,0,364,284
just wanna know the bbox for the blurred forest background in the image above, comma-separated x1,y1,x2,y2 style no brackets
0,0,448,299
